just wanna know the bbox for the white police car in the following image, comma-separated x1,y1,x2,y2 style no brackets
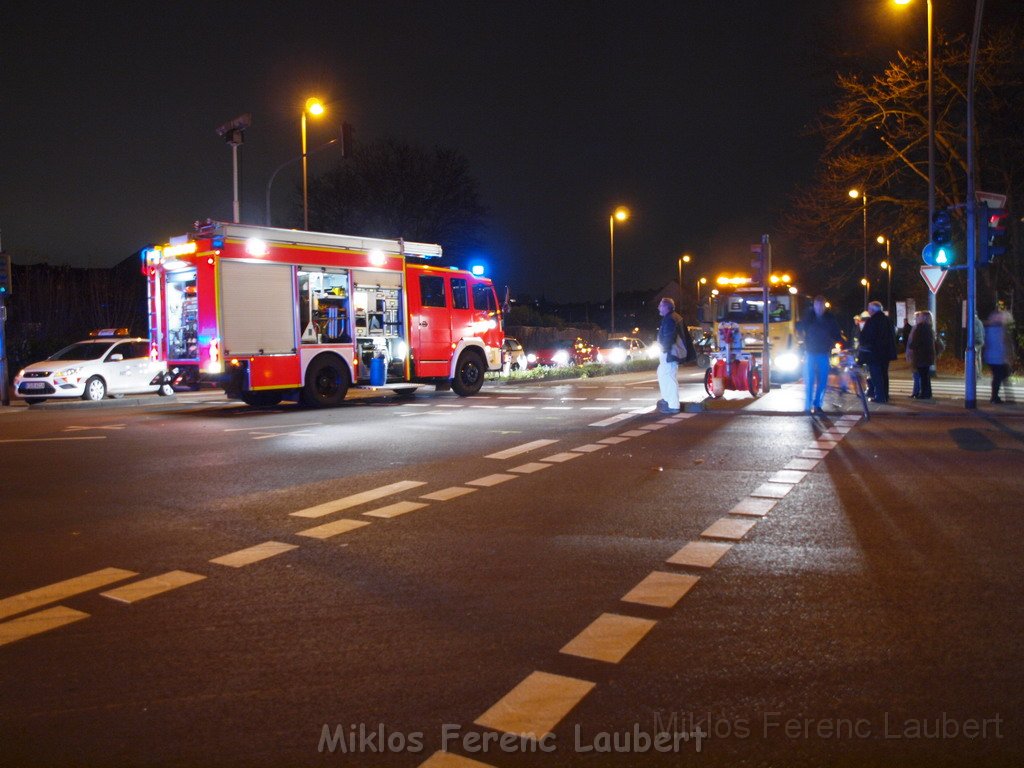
14,329,172,404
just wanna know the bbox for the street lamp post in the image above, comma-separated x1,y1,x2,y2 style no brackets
860,277,870,306
302,97,325,231
609,206,629,335
849,188,868,308
878,235,893,315
696,276,707,307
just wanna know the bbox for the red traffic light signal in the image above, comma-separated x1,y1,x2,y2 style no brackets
979,202,1008,265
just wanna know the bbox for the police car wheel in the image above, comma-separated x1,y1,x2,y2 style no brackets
82,377,107,401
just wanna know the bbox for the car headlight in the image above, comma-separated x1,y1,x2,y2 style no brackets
552,350,570,365
52,366,81,378
649,343,661,357
775,352,799,372
526,353,537,364
608,348,627,364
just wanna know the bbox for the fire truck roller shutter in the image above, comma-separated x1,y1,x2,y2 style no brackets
219,261,297,355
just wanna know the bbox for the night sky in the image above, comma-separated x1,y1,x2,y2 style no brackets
2,2,938,302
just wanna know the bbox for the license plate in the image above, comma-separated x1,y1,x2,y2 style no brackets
23,382,46,389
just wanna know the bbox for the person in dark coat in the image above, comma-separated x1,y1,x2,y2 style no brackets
906,311,937,399
798,295,842,413
857,301,898,403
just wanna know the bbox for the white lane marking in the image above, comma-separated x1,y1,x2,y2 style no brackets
0,567,137,621
621,572,700,609
701,517,758,541
728,497,778,517
498,396,523,400
561,397,587,401
420,487,477,501
296,518,372,539
0,436,107,444
630,398,658,402
210,541,298,568
466,473,518,487
587,409,651,427
470,405,499,409
223,422,322,432
540,452,582,463
436,404,465,408
799,449,829,459
667,541,733,568
542,406,572,410
399,403,432,407
290,481,426,518
597,436,630,445
0,606,90,648
572,444,608,453
769,470,808,485
101,571,206,604
529,397,555,401
251,430,314,440
63,424,125,432
364,501,429,518
594,398,622,401
638,424,667,431
581,407,613,411
485,439,559,460
560,613,658,664
474,671,595,738
508,462,552,474
750,482,794,499
618,429,648,437
505,406,536,410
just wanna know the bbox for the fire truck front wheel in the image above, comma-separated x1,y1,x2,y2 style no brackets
302,354,350,407
451,350,486,397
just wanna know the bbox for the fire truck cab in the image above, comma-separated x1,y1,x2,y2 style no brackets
143,221,503,407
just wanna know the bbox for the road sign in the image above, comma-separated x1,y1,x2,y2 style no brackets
976,190,1007,209
920,265,948,294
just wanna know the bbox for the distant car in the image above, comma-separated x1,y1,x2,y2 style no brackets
527,337,598,368
14,331,172,404
502,337,527,372
596,336,650,364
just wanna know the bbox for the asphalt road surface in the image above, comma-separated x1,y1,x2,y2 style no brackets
1,371,1022,767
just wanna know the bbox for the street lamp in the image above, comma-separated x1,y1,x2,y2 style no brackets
878,235,893,315
696,276,707,306
609,206,629,334
677,253,691,292
860,277,870,306
893,0,936,325
302,97,326,231
849,188,868,308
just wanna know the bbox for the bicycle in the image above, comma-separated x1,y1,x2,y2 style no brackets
826,348,870,420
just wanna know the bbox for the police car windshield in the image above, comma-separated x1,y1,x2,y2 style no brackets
48,342,116,361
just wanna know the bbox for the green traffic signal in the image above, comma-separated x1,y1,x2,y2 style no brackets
922,242,954,268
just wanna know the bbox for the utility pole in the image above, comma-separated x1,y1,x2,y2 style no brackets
964,0,985,410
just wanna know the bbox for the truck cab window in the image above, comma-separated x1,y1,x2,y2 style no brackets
420,275,446,308
451,278,470,310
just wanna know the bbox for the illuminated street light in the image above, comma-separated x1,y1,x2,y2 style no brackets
609,206,630,334
302,97,326,231
878,235,893,315
696,276,707,306
850,189,868,309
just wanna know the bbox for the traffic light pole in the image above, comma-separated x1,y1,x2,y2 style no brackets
963,0,985,410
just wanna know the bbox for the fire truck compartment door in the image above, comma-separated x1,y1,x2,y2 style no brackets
219,261,296,355
410,273,452,377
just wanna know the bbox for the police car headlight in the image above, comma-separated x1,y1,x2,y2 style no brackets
649,343,661,357
607,348,627,364
53,366,81,378
553,350,570,365
775,352,799,372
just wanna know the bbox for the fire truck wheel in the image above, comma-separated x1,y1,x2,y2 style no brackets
451,351,485,397
241,391,284,407
82,376,107,401
302,354,350,407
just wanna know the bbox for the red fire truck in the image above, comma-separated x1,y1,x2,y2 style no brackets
143,221,504,407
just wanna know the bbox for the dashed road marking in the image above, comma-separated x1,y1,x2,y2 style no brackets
223,422,321,432
638,423,667,431
296,518,372,540
667,541,733,568
485,439,559,460
0,436,107,444
594,398,622,401
587,410,649,427
466,474,518,487
784,458,819,471
701,517,758,541
560,613,657,664
421,487,478,501
0,567,137,621
768,470,808,485
506,406,536,410
101,571,206,604
507,462,552,474
419,752,497,768
540,452,582,463
251,430,315,440
621,572,700,609
364,501,429,519
470,405,499,409
63,424,125,432
728,497,777,517
474,671,595,738
750,482,795,499
541,406,572,410
290,481,426,518
571,443,608,453
800,448,829,459
210,541,298,568
597,436,630,445
618,430,648,438
0,606,89,647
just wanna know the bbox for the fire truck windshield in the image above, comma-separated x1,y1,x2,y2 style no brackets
717,293,792,324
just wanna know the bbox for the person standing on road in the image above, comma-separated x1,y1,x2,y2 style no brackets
984,301,1016,404
656,297,685,414
798,295,842,414
907,311,937,400
858,301,898,404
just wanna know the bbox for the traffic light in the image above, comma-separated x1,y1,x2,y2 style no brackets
924,208,955,267
979,202,1009,265
750,243,765,285
0,252,11,295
